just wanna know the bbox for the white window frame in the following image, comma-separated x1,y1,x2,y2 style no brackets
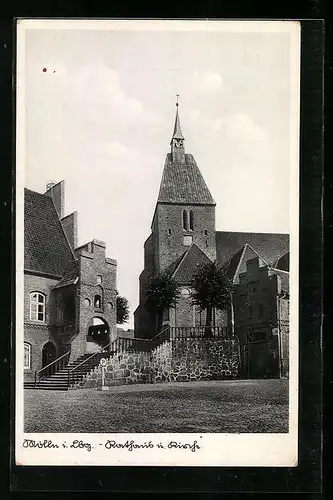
29,292,46,322
24,342,31,369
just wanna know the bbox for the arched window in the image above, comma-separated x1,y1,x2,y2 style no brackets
24,342,31,369
182,210,188,231
94,294,102,309
189,210,194,231
29,292,46,322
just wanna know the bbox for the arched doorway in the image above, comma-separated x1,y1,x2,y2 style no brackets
86,317,110,354
42,341,57,367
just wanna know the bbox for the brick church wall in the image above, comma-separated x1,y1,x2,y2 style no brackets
77,337,239,389
153,203,216,273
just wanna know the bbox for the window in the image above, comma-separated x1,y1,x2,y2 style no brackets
24,342,31,369
183,235,193,246
96,275,102,284
248,305,253,318
29,292,46,322
181,288,191,298
182,210,188,231
94,294,102,309
168,229,172,235
204,230,208,236
189,210,194,231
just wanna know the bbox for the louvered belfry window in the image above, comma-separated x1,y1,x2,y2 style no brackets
182,210,188,230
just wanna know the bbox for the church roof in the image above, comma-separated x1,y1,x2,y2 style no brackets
216,231,289,268
170,106,184,142
157,153,216,205
24,188,74,278
171,243,212,284
273,251,289,272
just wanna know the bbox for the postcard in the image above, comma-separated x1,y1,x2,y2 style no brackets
16,19,300,467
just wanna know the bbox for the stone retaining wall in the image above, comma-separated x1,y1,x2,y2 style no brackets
78,338,239,389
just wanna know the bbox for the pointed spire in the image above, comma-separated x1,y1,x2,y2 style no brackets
170,95,184,144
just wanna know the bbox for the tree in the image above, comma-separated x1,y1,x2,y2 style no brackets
144,272,180,334
116,294,130,324
191,261,234,336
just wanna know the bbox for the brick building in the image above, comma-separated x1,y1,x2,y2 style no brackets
24,181,117,382
234,256,290,378
134,103,290,342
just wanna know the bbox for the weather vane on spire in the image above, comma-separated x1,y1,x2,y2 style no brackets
176,94,179,107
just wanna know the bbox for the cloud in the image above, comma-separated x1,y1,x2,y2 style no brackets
188,108,266,143
193,71,224,93
225,113,267,142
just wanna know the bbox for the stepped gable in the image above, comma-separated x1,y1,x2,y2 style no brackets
157,153,216,205
53,260,79,289
269,268,290,294
24,188,74,277
172,243,212,284
216,231,289,268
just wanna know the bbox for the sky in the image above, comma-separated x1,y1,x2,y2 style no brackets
22,21,298,329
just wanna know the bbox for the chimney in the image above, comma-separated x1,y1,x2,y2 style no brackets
45,180,65,219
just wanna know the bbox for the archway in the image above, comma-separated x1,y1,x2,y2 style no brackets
42,341,57,367
86,317,110,354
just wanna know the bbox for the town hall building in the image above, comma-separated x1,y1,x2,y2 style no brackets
24,181,117,383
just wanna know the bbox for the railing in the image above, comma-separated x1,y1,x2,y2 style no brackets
35,350,71,386
169,326,233,339
150,325,171,350
67,341,114,387
113,336,152,353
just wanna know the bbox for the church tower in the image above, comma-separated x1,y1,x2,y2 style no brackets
134,99,217,338
152,99,216,273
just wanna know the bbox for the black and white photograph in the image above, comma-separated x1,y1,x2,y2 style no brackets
16,19,300,467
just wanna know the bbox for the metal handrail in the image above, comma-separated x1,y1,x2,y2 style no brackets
151,325,170,342
36,350,70,376
68,341,113,374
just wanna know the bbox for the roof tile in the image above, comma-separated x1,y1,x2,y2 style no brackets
157,153,215,205
24,188,73,277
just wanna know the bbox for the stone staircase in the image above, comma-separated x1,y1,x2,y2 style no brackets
24,352,110,391
24,329,171,391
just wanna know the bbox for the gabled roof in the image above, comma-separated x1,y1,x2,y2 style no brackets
223,243,268,283
216,231,289,268
53,260,79,289
24,188,74,277
157,153,215,205
171,243,212,284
